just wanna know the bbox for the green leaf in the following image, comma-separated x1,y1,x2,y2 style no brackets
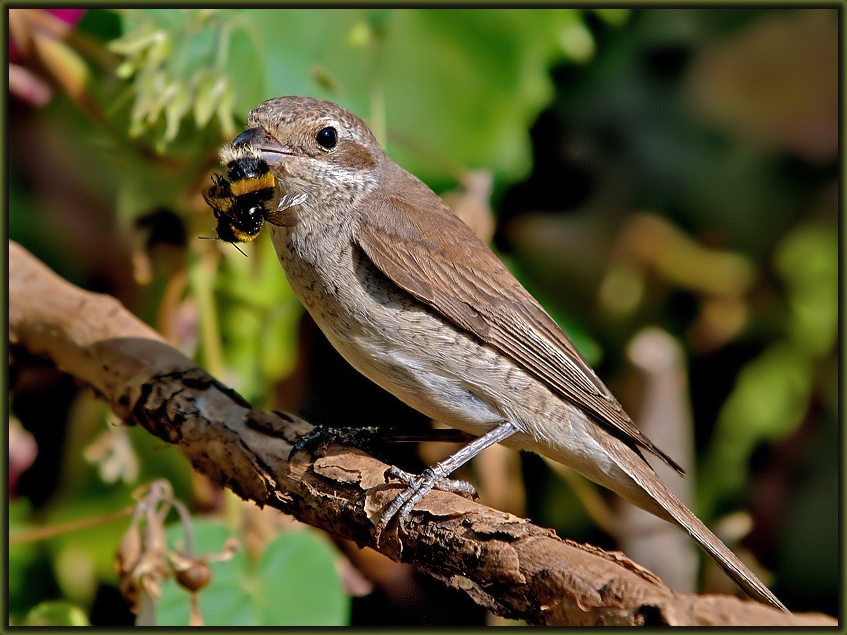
108,20,161,56
203,231,304,402
256,532,349,626
250,9,582,186
193,69,225,127
9,500,42,614
163,83,192,144
22,601,90,626
157,522,349,626
591,8,631,27
699,342,813,514
157,520,253,626
775,223,838,357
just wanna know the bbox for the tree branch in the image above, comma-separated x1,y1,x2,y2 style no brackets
8,240,834,626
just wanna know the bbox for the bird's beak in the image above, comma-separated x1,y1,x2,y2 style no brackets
233,128,292,168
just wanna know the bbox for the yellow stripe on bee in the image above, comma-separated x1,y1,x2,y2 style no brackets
230,173,275,197
230,226,261,242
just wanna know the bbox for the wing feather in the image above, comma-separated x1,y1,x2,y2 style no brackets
355,192,683,475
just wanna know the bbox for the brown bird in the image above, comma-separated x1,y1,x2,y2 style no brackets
235,96,786,611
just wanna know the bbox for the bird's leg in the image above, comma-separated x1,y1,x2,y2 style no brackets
375,420,518,542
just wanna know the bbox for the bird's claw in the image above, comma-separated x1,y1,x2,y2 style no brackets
385,466,478,501
373,466,478,545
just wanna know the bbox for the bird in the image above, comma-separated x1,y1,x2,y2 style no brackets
231,95,786,611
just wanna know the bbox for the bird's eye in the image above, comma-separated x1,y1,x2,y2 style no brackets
315,126,338,150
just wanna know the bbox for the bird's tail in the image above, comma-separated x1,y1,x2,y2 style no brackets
584,424,788,612
612,443,788,612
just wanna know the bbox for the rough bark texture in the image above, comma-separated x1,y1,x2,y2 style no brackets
8,240,836,627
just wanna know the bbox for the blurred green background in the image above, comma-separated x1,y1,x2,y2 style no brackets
8,8,837,625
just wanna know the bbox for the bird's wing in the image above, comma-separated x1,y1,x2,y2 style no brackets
354,191,683,475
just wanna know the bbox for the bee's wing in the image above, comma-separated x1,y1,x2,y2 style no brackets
266,192,308,227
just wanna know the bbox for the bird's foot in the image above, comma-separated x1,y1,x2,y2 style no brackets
374,465,478,544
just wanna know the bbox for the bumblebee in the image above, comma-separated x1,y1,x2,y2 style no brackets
202,143,305,250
